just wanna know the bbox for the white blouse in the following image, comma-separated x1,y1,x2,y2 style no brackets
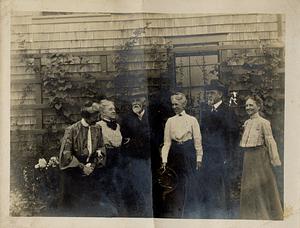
240,112,281,166
161,110,203,163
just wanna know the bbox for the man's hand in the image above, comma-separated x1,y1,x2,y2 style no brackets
196,161,202,170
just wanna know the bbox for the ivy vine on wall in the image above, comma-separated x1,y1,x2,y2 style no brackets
220,44,284,118
25,53,106,123
113,22,151,77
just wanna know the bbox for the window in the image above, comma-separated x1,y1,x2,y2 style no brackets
175,51,219,111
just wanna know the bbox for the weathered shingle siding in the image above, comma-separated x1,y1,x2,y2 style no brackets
11,13,281,53
11,12,284,151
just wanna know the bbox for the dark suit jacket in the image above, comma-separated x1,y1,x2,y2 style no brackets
120,110,152,160
200,101,239,171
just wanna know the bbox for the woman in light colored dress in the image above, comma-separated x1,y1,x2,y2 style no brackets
239,95,283,220
96,99,124,216
161,92,203,218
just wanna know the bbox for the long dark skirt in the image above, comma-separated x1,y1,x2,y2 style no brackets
121,156,153,217
100,147,125,216
163,140,198,218
59,167,117,217
240,146,283,220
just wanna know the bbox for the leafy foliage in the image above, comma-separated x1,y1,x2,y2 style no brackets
19,84,33,105
113,22,151,77
10,157,60,216
25,53,106,123
220,45,284,117
40,53,75,120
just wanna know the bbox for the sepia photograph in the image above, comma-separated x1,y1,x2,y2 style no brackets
1,0,300,228
9,10,285,219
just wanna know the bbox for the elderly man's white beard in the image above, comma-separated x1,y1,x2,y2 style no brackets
132,104,143,114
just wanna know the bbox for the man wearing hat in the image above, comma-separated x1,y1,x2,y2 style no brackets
59,101,110,216
200,79,239,218
120,89,153,217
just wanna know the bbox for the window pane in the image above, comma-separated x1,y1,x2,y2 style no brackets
190,56,205,66
176,66,190,87
204,55,218,64
190,66,204,86
205,65,219,82
175,53,219,88
175,56,189,67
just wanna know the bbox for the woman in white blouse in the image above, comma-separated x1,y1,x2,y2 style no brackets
161,92,203,218
239,95,283,220
96,99,124,216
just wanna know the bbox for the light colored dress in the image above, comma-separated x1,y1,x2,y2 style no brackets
96,119,124,215
97,119,122,148
239,112,283,220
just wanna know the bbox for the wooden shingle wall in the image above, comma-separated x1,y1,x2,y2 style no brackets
11,13,284,158
11,13,282,54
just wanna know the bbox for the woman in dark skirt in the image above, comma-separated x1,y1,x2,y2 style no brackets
58,102,107,216
239,95,283,220
96,99,124,216
160,92,203,218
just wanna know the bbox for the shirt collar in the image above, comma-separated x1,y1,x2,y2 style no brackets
134,109,145,119
139,109,145,118
102,117,111,122
177,110,186,117
213,100,222,110
250,112,260,119
81,118,90,127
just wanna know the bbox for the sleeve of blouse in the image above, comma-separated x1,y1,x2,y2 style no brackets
192,117,203,162
59,127,80,170
262,120,282,166
161,119,172,163
240,120,249,147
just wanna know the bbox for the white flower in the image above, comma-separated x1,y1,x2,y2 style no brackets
37,158,47,168
48,156,59,167
34,164,40,169
51,156,59,164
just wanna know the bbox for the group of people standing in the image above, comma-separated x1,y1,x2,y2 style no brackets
58,79,283,220
58,91,153,217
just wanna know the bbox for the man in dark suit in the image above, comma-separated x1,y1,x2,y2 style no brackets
120,90,153,217
200,80,239,219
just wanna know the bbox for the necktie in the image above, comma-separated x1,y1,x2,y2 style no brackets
86,126,92,162
103,119,117,130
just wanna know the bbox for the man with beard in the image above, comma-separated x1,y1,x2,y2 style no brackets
200,80,239,218
120,91,153,217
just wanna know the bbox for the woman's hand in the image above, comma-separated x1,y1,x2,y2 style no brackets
82,165,94,176
161,162,167,171
271,158,282,167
